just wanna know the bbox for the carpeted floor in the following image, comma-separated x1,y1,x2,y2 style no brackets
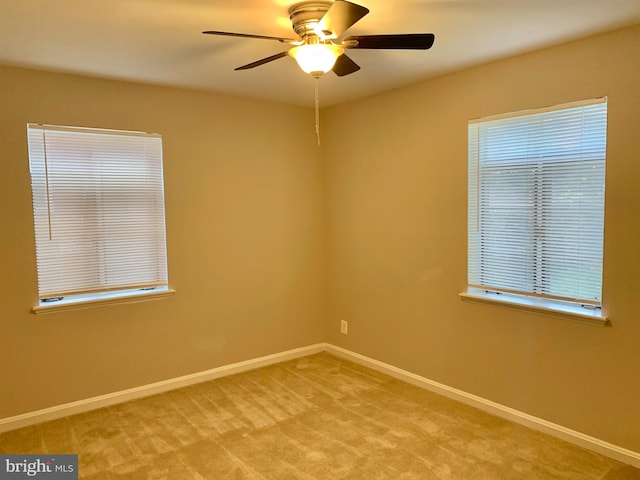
1,353,639,479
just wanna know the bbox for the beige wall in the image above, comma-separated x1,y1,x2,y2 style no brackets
323,24,640,452
0,67,325,417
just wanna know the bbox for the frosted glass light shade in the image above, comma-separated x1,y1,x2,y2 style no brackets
289,44,343,76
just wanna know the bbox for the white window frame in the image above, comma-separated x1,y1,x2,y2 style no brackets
27,124,174,314
460,98,608,325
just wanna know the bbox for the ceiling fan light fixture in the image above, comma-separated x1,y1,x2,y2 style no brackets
288,43,344,77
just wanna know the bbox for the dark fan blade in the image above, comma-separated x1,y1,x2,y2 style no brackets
344,34,435,50
235,51,289,70
203,31,296,43
317,0,369,38
332,54,360,77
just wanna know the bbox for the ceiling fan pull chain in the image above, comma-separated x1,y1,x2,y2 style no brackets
315,76,321,146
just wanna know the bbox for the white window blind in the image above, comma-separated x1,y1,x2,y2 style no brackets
27,124,169,303
468,98,607,307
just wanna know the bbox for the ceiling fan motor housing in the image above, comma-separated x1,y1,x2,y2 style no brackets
289,1,333,39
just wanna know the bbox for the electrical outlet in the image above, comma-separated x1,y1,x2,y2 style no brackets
340,320,348,335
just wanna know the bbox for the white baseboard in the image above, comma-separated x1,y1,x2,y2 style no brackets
0,343,326,434
2,342,639,469
325,344,640,469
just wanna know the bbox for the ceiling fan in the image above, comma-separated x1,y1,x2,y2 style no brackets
202,0,436,78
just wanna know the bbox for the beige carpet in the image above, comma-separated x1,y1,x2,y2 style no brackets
1,353,638,479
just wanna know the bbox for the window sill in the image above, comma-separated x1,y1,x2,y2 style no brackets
459,290,608,326
32,288,176,315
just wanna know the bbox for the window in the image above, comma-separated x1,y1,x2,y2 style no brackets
463,98,607,323
27,124,172,312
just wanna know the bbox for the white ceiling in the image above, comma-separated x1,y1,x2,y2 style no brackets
1,0,639,107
